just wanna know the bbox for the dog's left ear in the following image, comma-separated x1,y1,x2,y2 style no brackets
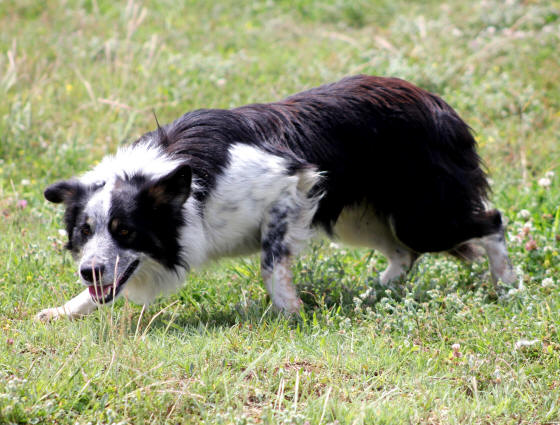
143,164,192,208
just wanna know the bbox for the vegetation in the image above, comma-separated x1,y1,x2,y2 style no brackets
1,0,559,423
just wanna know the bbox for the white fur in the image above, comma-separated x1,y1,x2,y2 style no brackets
81,141,182,186
179,144,321,312
36,289,97,321
182,144,321,265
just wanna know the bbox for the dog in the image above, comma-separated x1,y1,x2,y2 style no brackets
36,75,516,321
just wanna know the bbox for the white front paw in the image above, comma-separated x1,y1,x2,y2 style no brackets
286,298,303,314
35,307,62,322
274,297,303,314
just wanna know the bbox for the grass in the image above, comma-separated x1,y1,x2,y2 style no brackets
1,0,559,423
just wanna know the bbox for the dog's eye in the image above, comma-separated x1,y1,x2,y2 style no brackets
118,228,129,237
81,224,92,237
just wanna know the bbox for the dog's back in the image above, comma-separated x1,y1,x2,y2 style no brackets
157,75,495,253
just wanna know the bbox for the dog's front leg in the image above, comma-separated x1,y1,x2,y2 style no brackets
36,289,98,322
260,204,303,314
261,255,302,314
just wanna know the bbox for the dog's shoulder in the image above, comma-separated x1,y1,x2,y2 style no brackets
192,142,320,259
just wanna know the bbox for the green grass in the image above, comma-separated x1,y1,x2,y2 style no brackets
1,0,560,423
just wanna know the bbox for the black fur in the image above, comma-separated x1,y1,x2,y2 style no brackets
108,171,189,269
143,75,496,254
261,204,291,271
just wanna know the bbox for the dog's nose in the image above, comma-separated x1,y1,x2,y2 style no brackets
80,264,105,283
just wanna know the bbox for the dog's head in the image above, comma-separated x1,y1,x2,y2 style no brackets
44,163,192,304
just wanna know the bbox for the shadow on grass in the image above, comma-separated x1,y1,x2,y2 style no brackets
134,257,500,337
101,241,504,336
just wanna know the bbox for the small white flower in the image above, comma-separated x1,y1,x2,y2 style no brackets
58,229,67,237
329,242,340,249
542,277,555,288
545,170,555,179
451,28,463,37
538,177,551,188
518,209,531,220
508,287,521,296
21,179,30,186
359,287,373,300
451,343,462,358
522,222,534,233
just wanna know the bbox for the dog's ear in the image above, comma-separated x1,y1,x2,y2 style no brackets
143,164,192,208
44,180,84,204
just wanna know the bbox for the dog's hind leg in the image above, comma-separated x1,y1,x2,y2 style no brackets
478,224,516,285
454,210,516,285
379,246,419,285
35,289,98,322
334,206,418,285
372,219,419,285
392,205,516,285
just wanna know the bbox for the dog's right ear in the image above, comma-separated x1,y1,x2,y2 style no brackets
44,180,84,204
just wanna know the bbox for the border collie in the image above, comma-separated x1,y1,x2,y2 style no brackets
37,75,516,321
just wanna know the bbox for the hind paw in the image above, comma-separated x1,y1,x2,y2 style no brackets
495,264,518,285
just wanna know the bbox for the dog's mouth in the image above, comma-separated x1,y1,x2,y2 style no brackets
88,259,140,304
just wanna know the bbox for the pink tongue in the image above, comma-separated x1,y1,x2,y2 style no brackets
89,285,112,298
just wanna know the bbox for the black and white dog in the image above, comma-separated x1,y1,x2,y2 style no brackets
37,75,516,321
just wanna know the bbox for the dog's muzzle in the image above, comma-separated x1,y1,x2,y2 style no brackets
88,259,140,304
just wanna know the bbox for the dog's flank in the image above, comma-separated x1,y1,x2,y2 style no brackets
37,75,516,321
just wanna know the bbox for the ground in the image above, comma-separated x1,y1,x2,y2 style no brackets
0,0,559,423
